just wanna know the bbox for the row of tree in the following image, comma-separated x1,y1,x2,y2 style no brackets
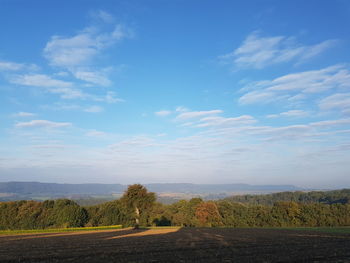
0,199,88,230
0,185,349,230
225,189,350,205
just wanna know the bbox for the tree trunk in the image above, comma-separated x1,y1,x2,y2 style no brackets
134,206,140,229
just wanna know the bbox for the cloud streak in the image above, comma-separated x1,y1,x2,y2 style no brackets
239,65,350,105
266,110,309,119
15,120,72,129
0,60,38,72
155,110,172,117
12,112,36,118
43,24,131,68
220,32,336,69
176,110,223,120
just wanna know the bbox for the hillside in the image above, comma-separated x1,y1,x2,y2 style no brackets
0,182,302,202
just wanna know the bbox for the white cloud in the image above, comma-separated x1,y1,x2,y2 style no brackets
319,93,350,114
10,73,86,99
220,31,336,69
0,60,38,71
15,120,72,129
176,110,223,120
43,24,131,69
172,108,256,129
175,106,188,112
73,69,112,86
310,118,350,128
155,110,171,117
84,105,104,113
0,61,25,71
11,74,73,88
196,115,256,128
266,110,309,118
239,65,350,105
42,15,133,88
42,103,107,113
90,10,115,23
12,112,36,117
239,91,285,105
92,91,123,103
9,73,123,102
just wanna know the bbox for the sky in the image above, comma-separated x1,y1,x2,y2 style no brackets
0,0,350,188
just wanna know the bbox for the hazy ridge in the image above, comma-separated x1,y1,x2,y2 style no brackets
0,181,303,202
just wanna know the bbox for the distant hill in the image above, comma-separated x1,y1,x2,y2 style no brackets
0,182,125,195
0,181,302,202
145,183,301,193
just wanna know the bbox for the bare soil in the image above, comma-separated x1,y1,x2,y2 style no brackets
0,227,349,262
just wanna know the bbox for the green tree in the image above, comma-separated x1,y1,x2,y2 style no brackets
120,184,156,229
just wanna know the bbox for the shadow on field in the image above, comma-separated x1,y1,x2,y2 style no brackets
0,227,147,241
0,227,349,262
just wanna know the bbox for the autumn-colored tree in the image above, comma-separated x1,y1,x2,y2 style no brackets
195,201,222,227
120,184,156,229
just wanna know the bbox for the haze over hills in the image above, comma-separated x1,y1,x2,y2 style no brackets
0,181,303,202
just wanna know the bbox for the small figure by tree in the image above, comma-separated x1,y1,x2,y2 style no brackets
120,184,156,229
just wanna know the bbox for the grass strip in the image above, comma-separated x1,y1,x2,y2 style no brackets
279,226,350,234
0,225,123,235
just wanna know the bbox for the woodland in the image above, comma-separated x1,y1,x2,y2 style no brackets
0,185,349,230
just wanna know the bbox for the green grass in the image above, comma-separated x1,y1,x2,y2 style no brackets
0,225,123,235
281,226,350,234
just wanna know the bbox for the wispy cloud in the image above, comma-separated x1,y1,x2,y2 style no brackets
239,65,350,105
73,69,112,86
12,112,36,118
84,105,104,113
90,10,115,24
155,110,172,117
11,74,73,88
196,115,256,128
220,31,337,69
172,108,256,129
92,91,123,103
43,25,130,68
310,118,350,128
266,110,309,119
9,73,85,99
0,60,38,72
42,102,107,113
176,110,223,120
319,93,350,114
41,12,132,88
15,120,72,129
10,73,123,102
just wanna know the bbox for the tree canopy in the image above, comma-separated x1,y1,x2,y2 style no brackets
120,184,156,228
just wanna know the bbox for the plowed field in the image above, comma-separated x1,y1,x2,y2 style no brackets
0,227,349,262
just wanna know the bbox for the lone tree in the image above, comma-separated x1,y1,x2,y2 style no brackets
121,184,156,229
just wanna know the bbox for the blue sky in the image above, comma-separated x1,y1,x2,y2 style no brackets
1,0,350,188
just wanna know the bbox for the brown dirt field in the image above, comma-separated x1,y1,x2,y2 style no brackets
0,227,349,262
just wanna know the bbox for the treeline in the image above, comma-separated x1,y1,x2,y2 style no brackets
1,199,349,230
0,199,88,230
225,189,350,206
